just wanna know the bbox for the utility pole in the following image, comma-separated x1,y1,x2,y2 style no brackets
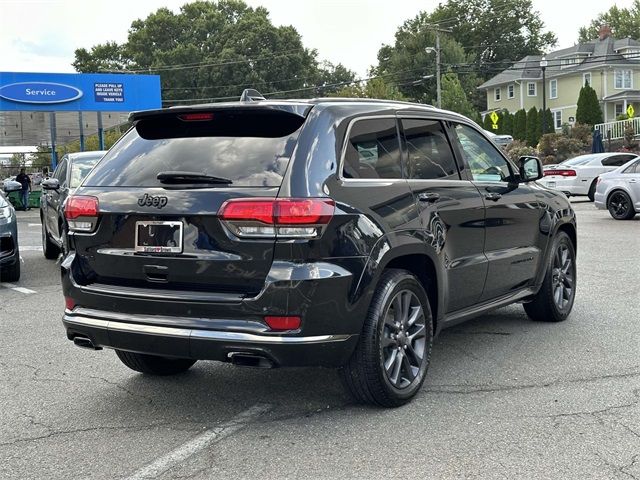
426,25,452,109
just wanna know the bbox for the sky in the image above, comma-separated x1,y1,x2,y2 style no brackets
0,0,636,79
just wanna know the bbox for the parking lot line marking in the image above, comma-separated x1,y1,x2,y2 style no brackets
18,246,41,251
27,223,41,227
125,403,271,480
0,283,36,294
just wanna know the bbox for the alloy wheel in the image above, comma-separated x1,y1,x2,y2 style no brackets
551,243,574,311
381,290,427,389
609,192,630,219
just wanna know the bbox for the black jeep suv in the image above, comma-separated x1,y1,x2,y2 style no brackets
61,93,577,407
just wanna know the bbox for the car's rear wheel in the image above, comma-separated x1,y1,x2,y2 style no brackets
42,220,60,260
587,179,597,202
1,253,20,282
115,350,196,375
524,231,576,322
340,269,433,407
607,191,636,220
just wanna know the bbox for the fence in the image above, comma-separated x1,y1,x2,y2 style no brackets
594,117,640,141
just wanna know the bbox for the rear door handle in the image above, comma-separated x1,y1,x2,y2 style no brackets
417,192,440,203
484,192,502,201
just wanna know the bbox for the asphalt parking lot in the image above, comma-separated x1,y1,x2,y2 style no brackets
1,200,638,480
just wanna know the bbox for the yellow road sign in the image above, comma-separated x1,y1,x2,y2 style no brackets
627,105,635,118
489,111,499,125
492,124,499,129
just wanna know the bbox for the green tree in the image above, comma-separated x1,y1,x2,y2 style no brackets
332,77,405,100
483,113,494,131
578,1,640,42
526,107,540,147
472,111,483,126
576,84,604,126
73,1,355,102
499,111,514,135
540,108,554,134
441,72,477,118
513,109,527,141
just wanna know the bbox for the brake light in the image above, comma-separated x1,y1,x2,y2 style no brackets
219,198,335,239
178,113,214,122
544,169,577,177
65,195,99,232
264,316,301,331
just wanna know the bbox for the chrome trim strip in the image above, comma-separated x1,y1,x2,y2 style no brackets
64,314,354,345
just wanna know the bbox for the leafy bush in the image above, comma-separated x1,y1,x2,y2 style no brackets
554,137,584,161
504,140,538,162
570,123,592,147
542,155,556,165
537,133,561,157
623,123,638,149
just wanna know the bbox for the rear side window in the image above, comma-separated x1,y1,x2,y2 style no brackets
401,118,459,180
623,160,640,173
602,155,635,167
83,110,304,187
343,118,402,179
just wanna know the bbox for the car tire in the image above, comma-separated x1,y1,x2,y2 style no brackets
115,350,196,375
587,180,597,202
523,231,576,323
42,221,60,260
607,190,636,220
1,253,20,282
340,269,434,408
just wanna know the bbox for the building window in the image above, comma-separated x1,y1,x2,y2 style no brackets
583,73,592,86
494,88,501,101
553,110,562,129
615,70,632,89
527,82,536,96
621,48,640,60
507,84,514,98
615,103,624,117
550,79,558,99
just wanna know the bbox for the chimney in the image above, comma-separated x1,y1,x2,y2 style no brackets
599,25,612,41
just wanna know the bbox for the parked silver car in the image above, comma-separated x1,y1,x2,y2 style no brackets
0,187,20,281
594,157,640,220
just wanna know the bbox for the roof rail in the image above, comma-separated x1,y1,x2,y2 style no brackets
240,88,266,102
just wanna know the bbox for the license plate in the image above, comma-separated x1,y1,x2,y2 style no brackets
545,181,556,188
135,221,183,253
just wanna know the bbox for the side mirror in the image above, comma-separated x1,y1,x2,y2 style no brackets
518,156,543,182
3,180,22,193
41,178,60,191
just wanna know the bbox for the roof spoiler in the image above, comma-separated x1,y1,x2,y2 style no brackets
240,88,266,102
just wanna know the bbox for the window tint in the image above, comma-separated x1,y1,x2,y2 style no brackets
70,155,102,188
401,119,459,180
343,118,402,179
623,160,640,173
602,155,635,167
453,124,512,183
83,125,300,187
55,159,68,186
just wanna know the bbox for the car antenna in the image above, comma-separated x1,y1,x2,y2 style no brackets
240,88,266,102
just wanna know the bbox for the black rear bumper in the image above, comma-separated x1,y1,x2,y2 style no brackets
63,309,358,367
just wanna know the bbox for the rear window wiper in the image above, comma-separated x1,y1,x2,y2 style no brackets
157,171,233,185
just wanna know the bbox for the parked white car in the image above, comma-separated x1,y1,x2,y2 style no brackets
484,130,513,147
594,157,640,220
540,153,638,201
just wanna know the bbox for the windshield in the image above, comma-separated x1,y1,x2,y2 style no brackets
561,156,594,166
70,155,103,188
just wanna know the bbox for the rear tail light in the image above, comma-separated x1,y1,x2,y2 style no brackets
544,169,577,177
65,195,99,232
219,198,335,239
264,316,301,331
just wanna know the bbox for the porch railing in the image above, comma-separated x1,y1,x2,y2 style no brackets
594,117,640,140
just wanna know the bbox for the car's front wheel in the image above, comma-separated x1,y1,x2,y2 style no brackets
115,350,196,375
524,231,576,322
607,191,636,220
340,269,433,407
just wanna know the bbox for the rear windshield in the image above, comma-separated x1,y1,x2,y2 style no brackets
70,155,103,188
561,156,593,166
83,111,303,188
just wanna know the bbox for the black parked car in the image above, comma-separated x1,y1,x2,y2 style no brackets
0,188,20,282
40,151,106,259
61,93,577,407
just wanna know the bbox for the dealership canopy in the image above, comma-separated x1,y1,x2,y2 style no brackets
0,71,161,167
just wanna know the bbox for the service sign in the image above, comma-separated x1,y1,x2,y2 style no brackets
0,72,161,112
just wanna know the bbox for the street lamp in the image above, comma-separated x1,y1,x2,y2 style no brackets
425,47,440,108
540,57,548,134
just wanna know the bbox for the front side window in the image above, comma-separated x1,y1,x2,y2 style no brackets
553,111,562,129
615,70,632,89
453,124,512,183
495,88,501,101
528,82,536,96
401,119,459,180
54,159,68,186
507,84,514,98
343,118,402,179
550,79,558,99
